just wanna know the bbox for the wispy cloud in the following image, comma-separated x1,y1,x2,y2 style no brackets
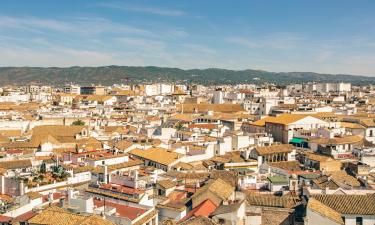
116,37,166,51
314,49,335,63
225,37,259,48
0,16,70,33
96,2,186,17
225,32,304,50
0,15,153,37
0,15,191,43
0,45,121,67
181,43,216,54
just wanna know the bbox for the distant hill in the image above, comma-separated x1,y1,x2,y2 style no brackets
0,66,373,86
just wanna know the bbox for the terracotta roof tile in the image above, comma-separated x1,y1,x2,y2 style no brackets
312,194,375,215
28,206,115,225
130,147,183,166
255,144,293,156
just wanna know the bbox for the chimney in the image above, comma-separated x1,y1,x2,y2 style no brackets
134,170,139,180
19,180,25,196
325,186,329,194
0,176,5,195
68,188,75,200
103,165,108,184
48,192,53,204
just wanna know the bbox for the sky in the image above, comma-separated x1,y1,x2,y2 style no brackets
1,0,375,76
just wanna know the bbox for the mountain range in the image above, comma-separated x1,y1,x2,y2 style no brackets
0,66,374,86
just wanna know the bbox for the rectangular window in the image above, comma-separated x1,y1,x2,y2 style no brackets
356,217,362,225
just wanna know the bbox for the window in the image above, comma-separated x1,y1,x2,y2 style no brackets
158,189,165,196
371,130,374,137
356,217,362,225
218,219,225,224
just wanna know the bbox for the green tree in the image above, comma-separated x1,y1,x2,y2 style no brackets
72,119,85,126
175,123,183,131
40,163,46,174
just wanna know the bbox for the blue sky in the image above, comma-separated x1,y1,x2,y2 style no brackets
1,0,375,75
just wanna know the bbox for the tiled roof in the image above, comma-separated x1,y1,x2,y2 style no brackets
188,124,218,130
32,125,87,137
261,209,293,225
0,215,12,223
76,215,114,225
209,156,230,164
312,194,375,215
114,140,133,150
133,209,158,225
157,199,187,212
265,114,310,125
211,201,243,216
34,134,60,145
62,165,95,174
180,199,218,222
360,118,375,127
28,206,114,225
268,161,301,172
176,104,244,113
178,216,218,225
0,194,13,203
13,210,37,223
340,122,365,129
130,147,183,166
103,126,128,134
0,140,39,149
253,113,333,127
157,179,177,189
0,129,22,137
298,173,320,180
192,178,234,202
255,144,293,156
246,194,299,209
307,198,344,224
75,138,103,150
308,135,363,145
93,158,143,173
172,162,194,170
170,114,198,122
210,170,238,187
250,117,278,127
93,199,146,221
252,114,313,127
326,170,361,187
163,171,210,180
26,191,43,200
85,187,141,203
303,152,335,162
0,159,32,170
311,176,340,190
0,135,9,143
